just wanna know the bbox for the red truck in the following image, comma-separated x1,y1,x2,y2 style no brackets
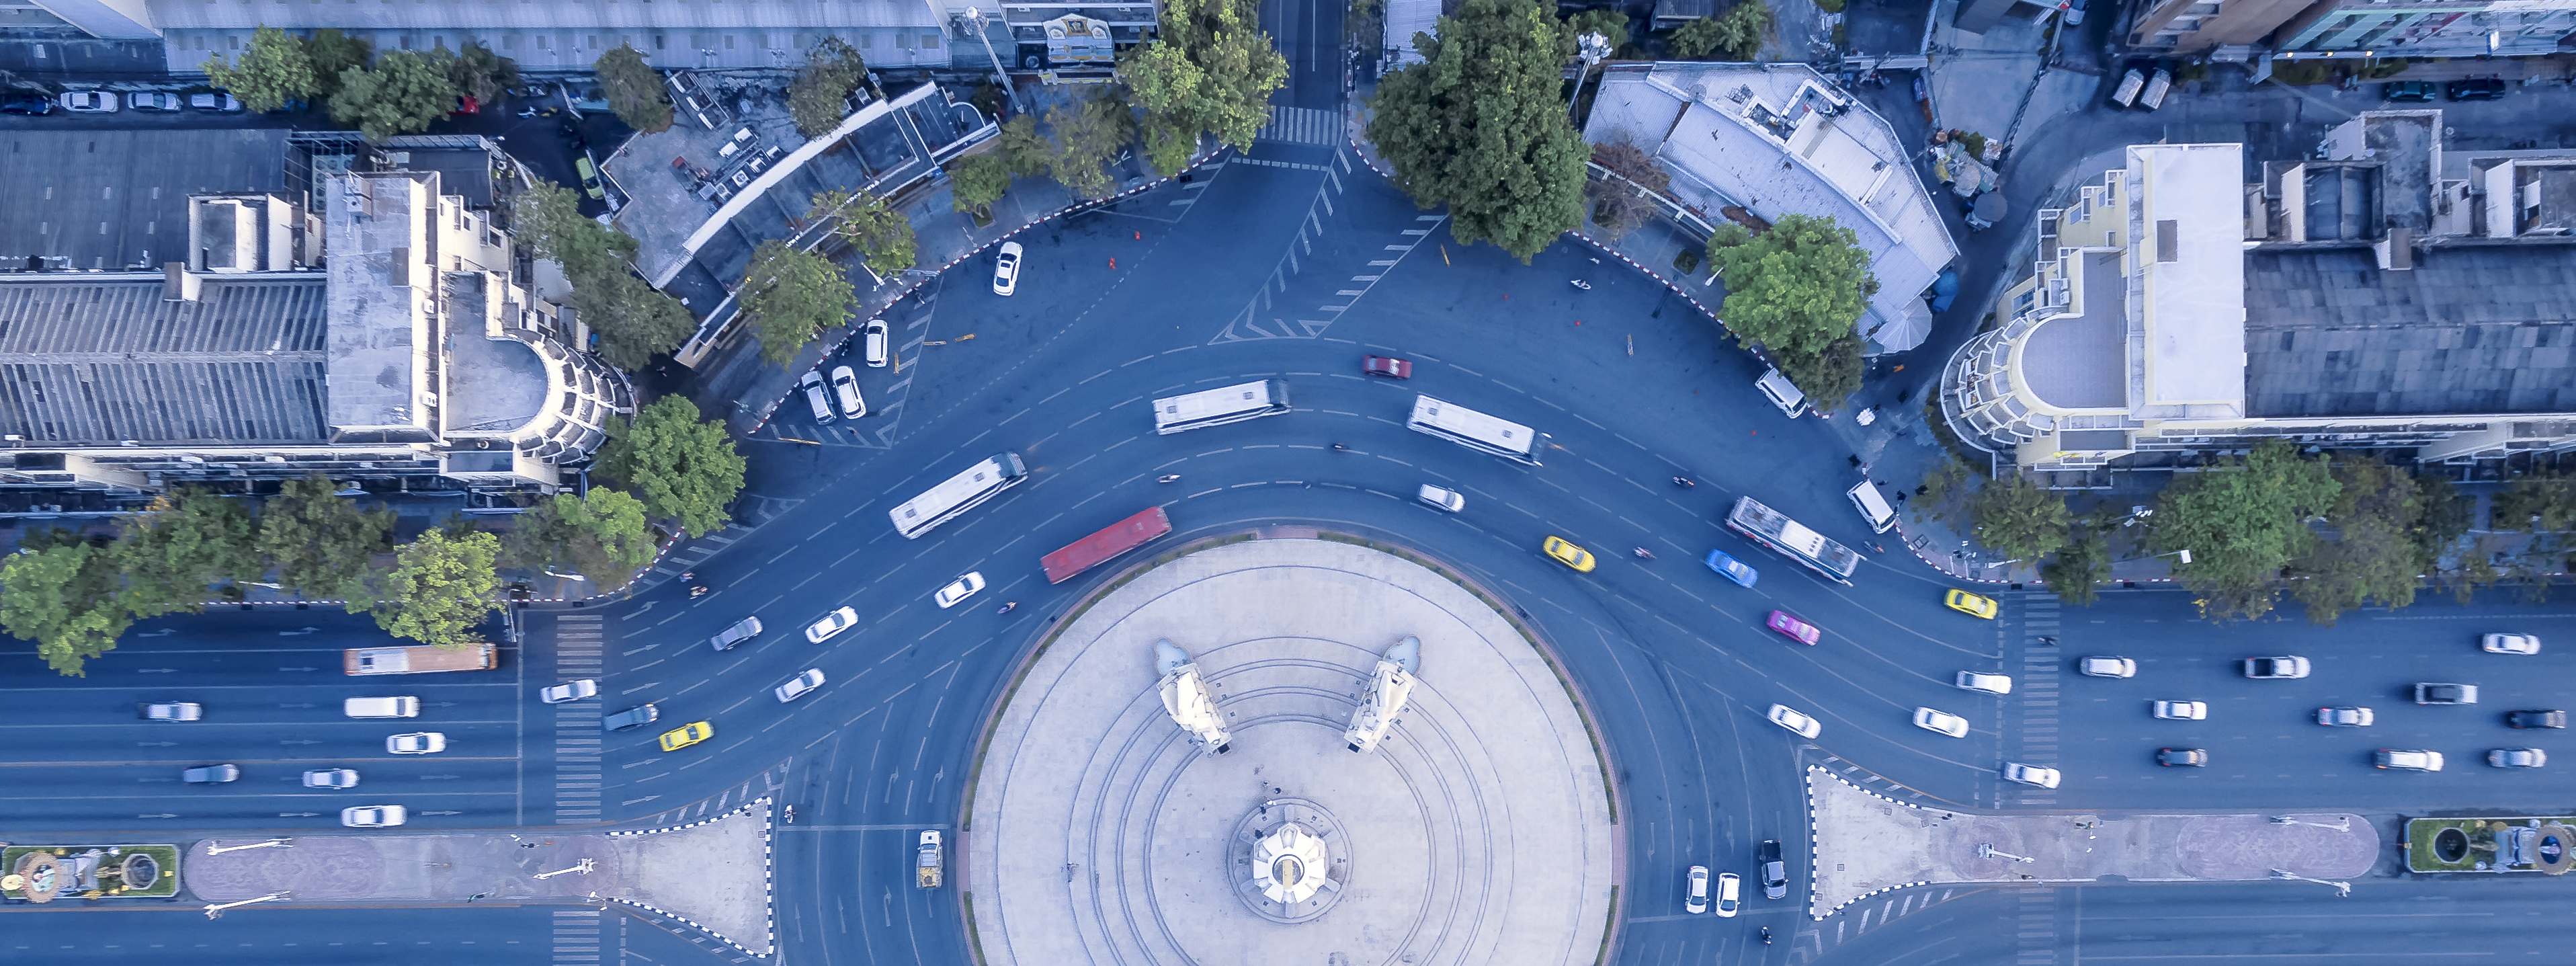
1041,506,1171,583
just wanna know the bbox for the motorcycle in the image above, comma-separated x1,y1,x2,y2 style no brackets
1671,476,1696,489
1157,474,1181,483
1331,443,1347,452
784,805,796,824
1569,279,1592,290
1761,927,1772,945
1632,547,1655,560
689,585,710,599
997,601,1018,614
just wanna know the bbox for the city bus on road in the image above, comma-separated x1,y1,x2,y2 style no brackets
1724,495,1860,585
1406,395,1546,465
1041,506,1173,583
1151,379,1291,434
890,452,1028,538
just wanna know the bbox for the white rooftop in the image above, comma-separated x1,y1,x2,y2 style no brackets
1583,63,1958,350
2132,143,2247,411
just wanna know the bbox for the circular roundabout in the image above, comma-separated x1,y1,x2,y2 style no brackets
966,535,1616,966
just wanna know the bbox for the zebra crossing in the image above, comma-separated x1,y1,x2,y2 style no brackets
2013,595,2063,807
1255,106,1343,146
2014,889,2063,965
552,908,602,964
637,761,792,829
552,613,606,825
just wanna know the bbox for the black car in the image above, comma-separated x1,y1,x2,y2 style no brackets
2382,81,2438,103
0,91,52,115
2157,748,2208,767
1756,840,1788,899
604,703,660,731
2507,709,2567,729
2446,78,2507,102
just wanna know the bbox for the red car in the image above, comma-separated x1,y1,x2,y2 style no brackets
1363,355,1413,378
1767,610,1821,645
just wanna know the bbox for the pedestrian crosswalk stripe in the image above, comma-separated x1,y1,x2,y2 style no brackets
1255,106,1341,145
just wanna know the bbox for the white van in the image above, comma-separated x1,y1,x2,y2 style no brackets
344,696,420,719
1847,480,1897,533
1755,368,1807,418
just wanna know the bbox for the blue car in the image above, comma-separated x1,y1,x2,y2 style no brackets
1704,549,1759,587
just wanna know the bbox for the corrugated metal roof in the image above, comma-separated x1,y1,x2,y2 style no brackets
2244,247,2576,417
0,276,331,444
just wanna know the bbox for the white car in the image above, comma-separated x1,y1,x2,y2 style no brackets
2374,749,2442,772
1955,672,2013,695
540,680,598,704
57,90,118,112
127,91,183,112
341,805,407,828
1712,871,1743,917
190,92,242,112
2318,706,2374,727
1766,703,1821,739
303,768,360,789
829,364,867,419
2079,656,2137,678
1683,864,1709,914
2152,700,2208,721
863,321,890,367
934,572,987,609
386,732,447,755
804,606,859,643
992,241,1022,296
798,369,835,424
2243,656,2311,679
2483,633,2540,655
2003,763,2062,789
774,668,826,702
2489,748,2547,769
1417,485,1466,512
138,701,203,721
1913,707,1970,737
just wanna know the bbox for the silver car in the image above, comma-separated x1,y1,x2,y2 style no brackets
341,805,407,828
386,732,446,754
1955,672,2013,695
1913,707,1970,737
2003,763,2062,788
2489,748,2547,769
540,680,598,704
798,369,834,423
182,764,241,784
303,769,360,789
2079,656,2136,678
2151,700,2207,721
829,364,867,419
775,668,826,702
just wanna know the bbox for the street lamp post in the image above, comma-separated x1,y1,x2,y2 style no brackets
206,839,294,855
962,8,1026,116
2270,815,2352,832
204,891,290,920
2269,868,2352,897
1977,843,2036,863
534,858,597,880
1567,32,1610,119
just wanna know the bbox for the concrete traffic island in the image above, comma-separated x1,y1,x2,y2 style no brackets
966,536,1616,966
1809,767,2378,917
181,805,775,955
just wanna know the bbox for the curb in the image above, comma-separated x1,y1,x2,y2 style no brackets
602,797,777,958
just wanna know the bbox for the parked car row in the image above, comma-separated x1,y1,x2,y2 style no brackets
0,89,243,115
1681,839,1788,915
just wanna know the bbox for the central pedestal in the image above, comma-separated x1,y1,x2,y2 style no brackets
1230,797,1347,924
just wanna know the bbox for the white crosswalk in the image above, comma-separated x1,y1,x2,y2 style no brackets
552,908,602,964
552,614,605,825
2014,596,2061,807
1255,106,1342,145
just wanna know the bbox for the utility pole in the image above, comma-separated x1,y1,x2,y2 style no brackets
1568,32,1610,120
961,8,1027,116
204,891,290,920
206,839,293,855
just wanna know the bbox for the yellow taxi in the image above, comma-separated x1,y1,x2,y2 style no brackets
1543,536,1596,573
1944,590,1999,619
657,721,715,752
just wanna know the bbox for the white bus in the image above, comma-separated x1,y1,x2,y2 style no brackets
1151,379,1291,434
1725,495,1860,584
889,452,1029,538
1406,395,1546,465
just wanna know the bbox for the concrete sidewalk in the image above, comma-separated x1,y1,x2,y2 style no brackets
1809,766,2376,916
966,535,1615,966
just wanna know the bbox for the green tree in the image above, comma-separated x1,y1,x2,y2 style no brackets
2287,453,2429,627
2493,466,2576,532
1706,214,1876,410
329,49,462,143
303,28,372,99
737,240,857,367
2414,473,2473,559
368,529,502,647
1117,0,1289,175
1367,0,1589,261
1972,472,2071,565
114,489,263,616
808,190,919,278
2150,440,2341,622
2040,524,2111,607
447,41,520,106
557,489,660,590
950,151,1014,216
1044,91,1137,199
1,535,134,676
1914,454,1972,526
1670,1,1772,60
595,44,672,133
996,114,1054,177
256,474,395,602
595,395,747,538
573,269,698,371
202,26,317,114
788,36,872,138
1565,9,1632,52
511,179,637,276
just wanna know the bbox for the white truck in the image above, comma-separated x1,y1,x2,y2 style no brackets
916,830,944,888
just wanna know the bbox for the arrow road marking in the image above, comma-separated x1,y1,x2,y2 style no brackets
278,812,320,817
136,668,177,674
621,795,661,806
419,775,461,780
420,811,463,816
278,627,319,636
137,813,177,819
134,629,177,637
136,741,176,748
279,739,321,746
278,666,319,672
278,703,317,709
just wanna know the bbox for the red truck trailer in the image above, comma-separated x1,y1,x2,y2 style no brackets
1041,506,1172,583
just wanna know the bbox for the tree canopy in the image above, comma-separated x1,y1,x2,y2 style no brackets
738,240,858,367
1118,0,1289,175
114,489,263,616
329,49,461,143
1706,214,1876,409
595,44,672,132
257,474,394,602
809,190,919,278
950,151,1014,215
1366,0,1589,261
304,29,372,99
370,529,503,647
447,42,520,106
0,536,132,676
2150,440,2341,622
2040,524,2111,607
595,395,747,538
2286,454,2429,626
1670,1,1773,61
511,179,692,369
1972,473,2071,565
1044,91,1137,199
789,37,872,138
202,26,317,113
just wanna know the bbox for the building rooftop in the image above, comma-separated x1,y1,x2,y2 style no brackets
442,272,551,436
324,173,437,444
0,275,329,445
2134,143,2246,410
1583,63,1957,350
0,128,291,272
2243,246,2576,418
2018,251,2127,410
